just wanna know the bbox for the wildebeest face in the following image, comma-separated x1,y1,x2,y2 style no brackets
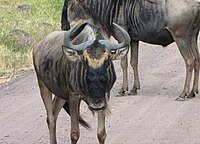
62,21,130,111
63,44,112,111
82,45,110,111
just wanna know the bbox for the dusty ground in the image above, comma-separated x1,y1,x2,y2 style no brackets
1,42,200,144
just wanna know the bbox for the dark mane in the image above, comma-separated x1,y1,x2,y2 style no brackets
85,0,118,30
78,0,142,33
68,0,127,33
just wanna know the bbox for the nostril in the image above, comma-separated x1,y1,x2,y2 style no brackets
93,99,102,105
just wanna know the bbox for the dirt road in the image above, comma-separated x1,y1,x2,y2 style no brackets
1,42,200,144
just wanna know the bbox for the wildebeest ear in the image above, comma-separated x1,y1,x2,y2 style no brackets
62,45,82,61
110,45,129,60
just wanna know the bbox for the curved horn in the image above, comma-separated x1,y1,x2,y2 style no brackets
99,23,130,50
64,21,93,52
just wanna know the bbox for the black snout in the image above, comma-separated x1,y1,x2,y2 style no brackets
93,99,102,105
87,98,106,111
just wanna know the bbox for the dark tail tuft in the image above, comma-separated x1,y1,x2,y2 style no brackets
63,101,91,130
79,115,91,130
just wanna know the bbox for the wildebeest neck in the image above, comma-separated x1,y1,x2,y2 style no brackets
66,0,121,32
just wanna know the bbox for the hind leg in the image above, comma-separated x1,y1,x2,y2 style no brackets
52,96,66,120
174,37,194,101
188,32,200,98
189,57,200,98
37,78,57,144
129,41,140,95
118,54,128,96
52,96,66,130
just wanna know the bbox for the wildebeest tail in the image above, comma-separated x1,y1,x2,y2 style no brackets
63,101,91,130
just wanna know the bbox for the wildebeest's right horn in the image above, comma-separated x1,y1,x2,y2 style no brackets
64,21,93,53
99,23,131,50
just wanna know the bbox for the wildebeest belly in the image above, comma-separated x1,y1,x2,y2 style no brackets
126,0,174,46
130,28,174,46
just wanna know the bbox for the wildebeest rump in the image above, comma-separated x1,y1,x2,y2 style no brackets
61,0,200,101
33,22,130,144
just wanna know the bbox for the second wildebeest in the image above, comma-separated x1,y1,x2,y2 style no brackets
61,0,200,101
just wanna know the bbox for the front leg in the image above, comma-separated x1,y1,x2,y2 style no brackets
69,93,81,144
129,41,140,95
97,112,106,144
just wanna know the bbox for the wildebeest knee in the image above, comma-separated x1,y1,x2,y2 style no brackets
71,131,80,142
46,116,55,129
186,59,195,68
130,58,138,67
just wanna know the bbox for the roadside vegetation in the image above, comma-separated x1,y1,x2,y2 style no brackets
0,0,64,82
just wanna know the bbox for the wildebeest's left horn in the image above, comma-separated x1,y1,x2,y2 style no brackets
64,21,93,53
99,23,131,50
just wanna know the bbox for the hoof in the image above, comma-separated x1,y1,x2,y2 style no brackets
128,87,138,95
128,91,137,95
187,92,196,99
175,96,185,101
116,91,126,97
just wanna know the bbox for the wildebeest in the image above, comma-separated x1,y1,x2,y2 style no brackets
33,21,130,144
61,0,200,101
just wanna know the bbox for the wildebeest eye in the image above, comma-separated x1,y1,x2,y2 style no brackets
110,50,116,54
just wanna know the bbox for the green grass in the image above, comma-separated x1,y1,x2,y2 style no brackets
0,0,64,81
